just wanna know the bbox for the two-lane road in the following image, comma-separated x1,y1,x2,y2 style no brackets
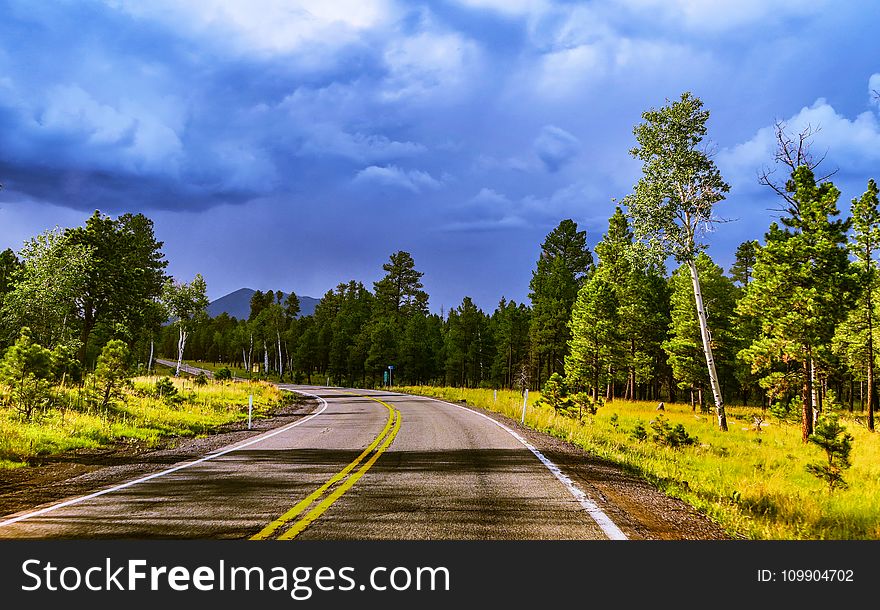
0,386,629,539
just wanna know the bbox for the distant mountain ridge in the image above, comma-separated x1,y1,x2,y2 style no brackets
207,288,318,320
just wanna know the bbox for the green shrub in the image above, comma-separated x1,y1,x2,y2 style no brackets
154,377,178,400
630,421,648,441
537,373,569,412
649,414,698,448
0,328,54,419
194,372,209,386
95,340,130,411
806,413,853,492
213,367,232,381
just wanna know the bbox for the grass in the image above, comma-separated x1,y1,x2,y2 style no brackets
398,385,880,540
0,376,289,469
177,360,252,379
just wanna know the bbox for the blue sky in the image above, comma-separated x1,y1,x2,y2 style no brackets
2,0,880,312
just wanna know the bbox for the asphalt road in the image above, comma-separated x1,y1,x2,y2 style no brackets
0,385,636,540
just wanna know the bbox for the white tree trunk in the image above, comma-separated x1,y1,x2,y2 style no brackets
176,326,188,376
264,341,269,375
148,338,154,375
687,260,728,431
248,333,254,376
277,331,283,379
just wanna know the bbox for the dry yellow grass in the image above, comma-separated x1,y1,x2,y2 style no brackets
399,386,880,540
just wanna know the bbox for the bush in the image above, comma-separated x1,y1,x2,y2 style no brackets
769,396,802,423
570,391,603,418
154,377,178,400
537,373,570,412
630,421,648,441
194,372,209,386
95,340,130,411
0,328,54,419
648,414,698,448
214,367,232,381
806,413,853,492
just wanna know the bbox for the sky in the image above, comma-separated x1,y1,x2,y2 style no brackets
1,0,880,313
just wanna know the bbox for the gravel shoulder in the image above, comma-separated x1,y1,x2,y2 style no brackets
0,393,319,520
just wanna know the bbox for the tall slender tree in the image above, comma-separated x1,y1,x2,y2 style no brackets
664,254,737,411
623,92,731,430
529,219,593,386
843,179,879,430
566,276,620,400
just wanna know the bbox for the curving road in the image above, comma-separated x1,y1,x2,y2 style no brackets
0,384,708,540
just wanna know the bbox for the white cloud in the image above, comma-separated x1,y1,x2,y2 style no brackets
299,125,426,163
278,83,426,162
719,96,880,190
440,216,528,232
353,165,443,192
531,33,706,100
106,0,394,57
534,125,581,172
381,31,483,102
470,187,511,206
451,0,549,16
39,84,183,174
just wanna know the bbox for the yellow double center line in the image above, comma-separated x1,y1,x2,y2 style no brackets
251,394,401,541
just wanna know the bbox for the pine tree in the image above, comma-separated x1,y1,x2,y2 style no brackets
566,275,620,401
729,240,758,288
739,166,857,441
0,327,53,419
94,339,130,411
66,212,168,365
847,179,880,431
806,413,854,492
490,298,531,389
529,219,593,387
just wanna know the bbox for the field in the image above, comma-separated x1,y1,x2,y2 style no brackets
398,386,880,540
0,376,287,469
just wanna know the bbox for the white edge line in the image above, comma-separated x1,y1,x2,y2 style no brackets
0,389,328,529
396,392,628,541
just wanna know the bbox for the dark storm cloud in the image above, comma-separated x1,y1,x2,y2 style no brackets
2,0,880,309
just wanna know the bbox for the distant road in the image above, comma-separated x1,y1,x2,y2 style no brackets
0,369,725,539
153,358,213,377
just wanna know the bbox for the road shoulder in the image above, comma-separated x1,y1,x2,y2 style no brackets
419,395,730,540
0,394,319,520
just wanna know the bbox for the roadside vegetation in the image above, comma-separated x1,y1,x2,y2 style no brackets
0,367,286,469
400,386,880,540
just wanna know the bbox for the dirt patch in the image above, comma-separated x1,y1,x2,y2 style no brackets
453,399,730,540
0,394,319,520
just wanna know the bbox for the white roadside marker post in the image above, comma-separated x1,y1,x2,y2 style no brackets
521,389,528,424
494,389,497,403
248,394,253,430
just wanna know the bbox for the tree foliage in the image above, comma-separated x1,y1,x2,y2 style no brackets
739,166,857,440
529,219,593,385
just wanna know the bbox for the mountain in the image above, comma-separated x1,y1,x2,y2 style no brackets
207,288,318,320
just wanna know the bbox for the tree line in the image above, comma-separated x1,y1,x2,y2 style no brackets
2,93,878,444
